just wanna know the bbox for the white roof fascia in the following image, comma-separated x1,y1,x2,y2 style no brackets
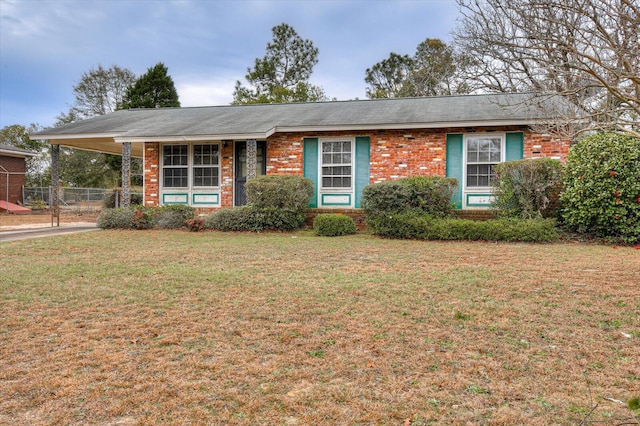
115,133,268,143
35,132,124,141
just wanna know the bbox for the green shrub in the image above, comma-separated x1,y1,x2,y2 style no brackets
96,207,136,229
202,206,305,232
202,207,252,231
154,204,195,229
369,213,558,242
362,176,458,221
102,188,143,208
245,175,314,212
492,158,563,219
314,214,357,236
560,133,640,243
404,176,459,217
97,204,195,230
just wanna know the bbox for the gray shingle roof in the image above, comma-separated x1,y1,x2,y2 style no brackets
35,93,569,141
0,143,38,157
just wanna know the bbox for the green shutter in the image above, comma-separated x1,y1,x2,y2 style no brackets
505,132,524,161
303,138,318,208
446,134,464,209
354,136,370,208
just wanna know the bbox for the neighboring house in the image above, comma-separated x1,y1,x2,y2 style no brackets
0,143,37,207
34,93,571,212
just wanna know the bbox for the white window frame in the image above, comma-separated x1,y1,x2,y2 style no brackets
161,143,221,190
161,144,189,189
192,144,221,188
319,138,355,190
463,133,505,190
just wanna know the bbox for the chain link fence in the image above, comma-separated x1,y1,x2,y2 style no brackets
23,187,143,213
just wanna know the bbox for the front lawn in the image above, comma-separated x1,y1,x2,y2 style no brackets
1,231,638,425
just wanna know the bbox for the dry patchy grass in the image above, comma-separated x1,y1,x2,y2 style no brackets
1,231,639,425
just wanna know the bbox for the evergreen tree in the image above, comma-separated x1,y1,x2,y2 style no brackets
365,38,470,99
233,23,326,104
121,62,180,109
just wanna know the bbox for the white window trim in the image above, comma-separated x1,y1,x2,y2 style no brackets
192,143,221,189
161,142,221,190
318,137,355,191
463,133,505,191
161,144,189,189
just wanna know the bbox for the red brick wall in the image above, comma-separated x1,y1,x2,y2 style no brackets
143,143,160,207
0,155,27,205
524,132,570,161
143,127,570,211
264,126,569,185
264,134,304,175
220,142,234,208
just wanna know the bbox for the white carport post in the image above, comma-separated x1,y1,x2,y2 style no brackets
121,142,131,207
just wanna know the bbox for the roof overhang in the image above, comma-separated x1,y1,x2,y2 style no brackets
271,119,536,134
36,133,143,158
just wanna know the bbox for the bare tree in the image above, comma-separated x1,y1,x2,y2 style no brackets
70,65,137,118
454,0,640,138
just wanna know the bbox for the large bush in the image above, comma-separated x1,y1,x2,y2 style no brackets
491,158,563,219
560,133,640,243
204,175,313,232
245,175,314,211
362,176,458,221
96,207,136,229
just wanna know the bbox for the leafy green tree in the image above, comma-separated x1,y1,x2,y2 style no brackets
121,62,180,109
365,38,469,99
0,123,50,186
233,23,326,104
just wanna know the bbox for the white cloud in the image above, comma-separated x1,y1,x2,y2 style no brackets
175,76,237,107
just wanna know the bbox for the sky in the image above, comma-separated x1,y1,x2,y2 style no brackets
0,0,460,130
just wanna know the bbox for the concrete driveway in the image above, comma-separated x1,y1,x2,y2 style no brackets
0,223,99,242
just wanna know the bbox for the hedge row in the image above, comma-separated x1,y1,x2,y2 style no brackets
202,207,305,232
370,213,558,242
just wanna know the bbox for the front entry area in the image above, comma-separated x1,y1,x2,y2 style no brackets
234,141,266,206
